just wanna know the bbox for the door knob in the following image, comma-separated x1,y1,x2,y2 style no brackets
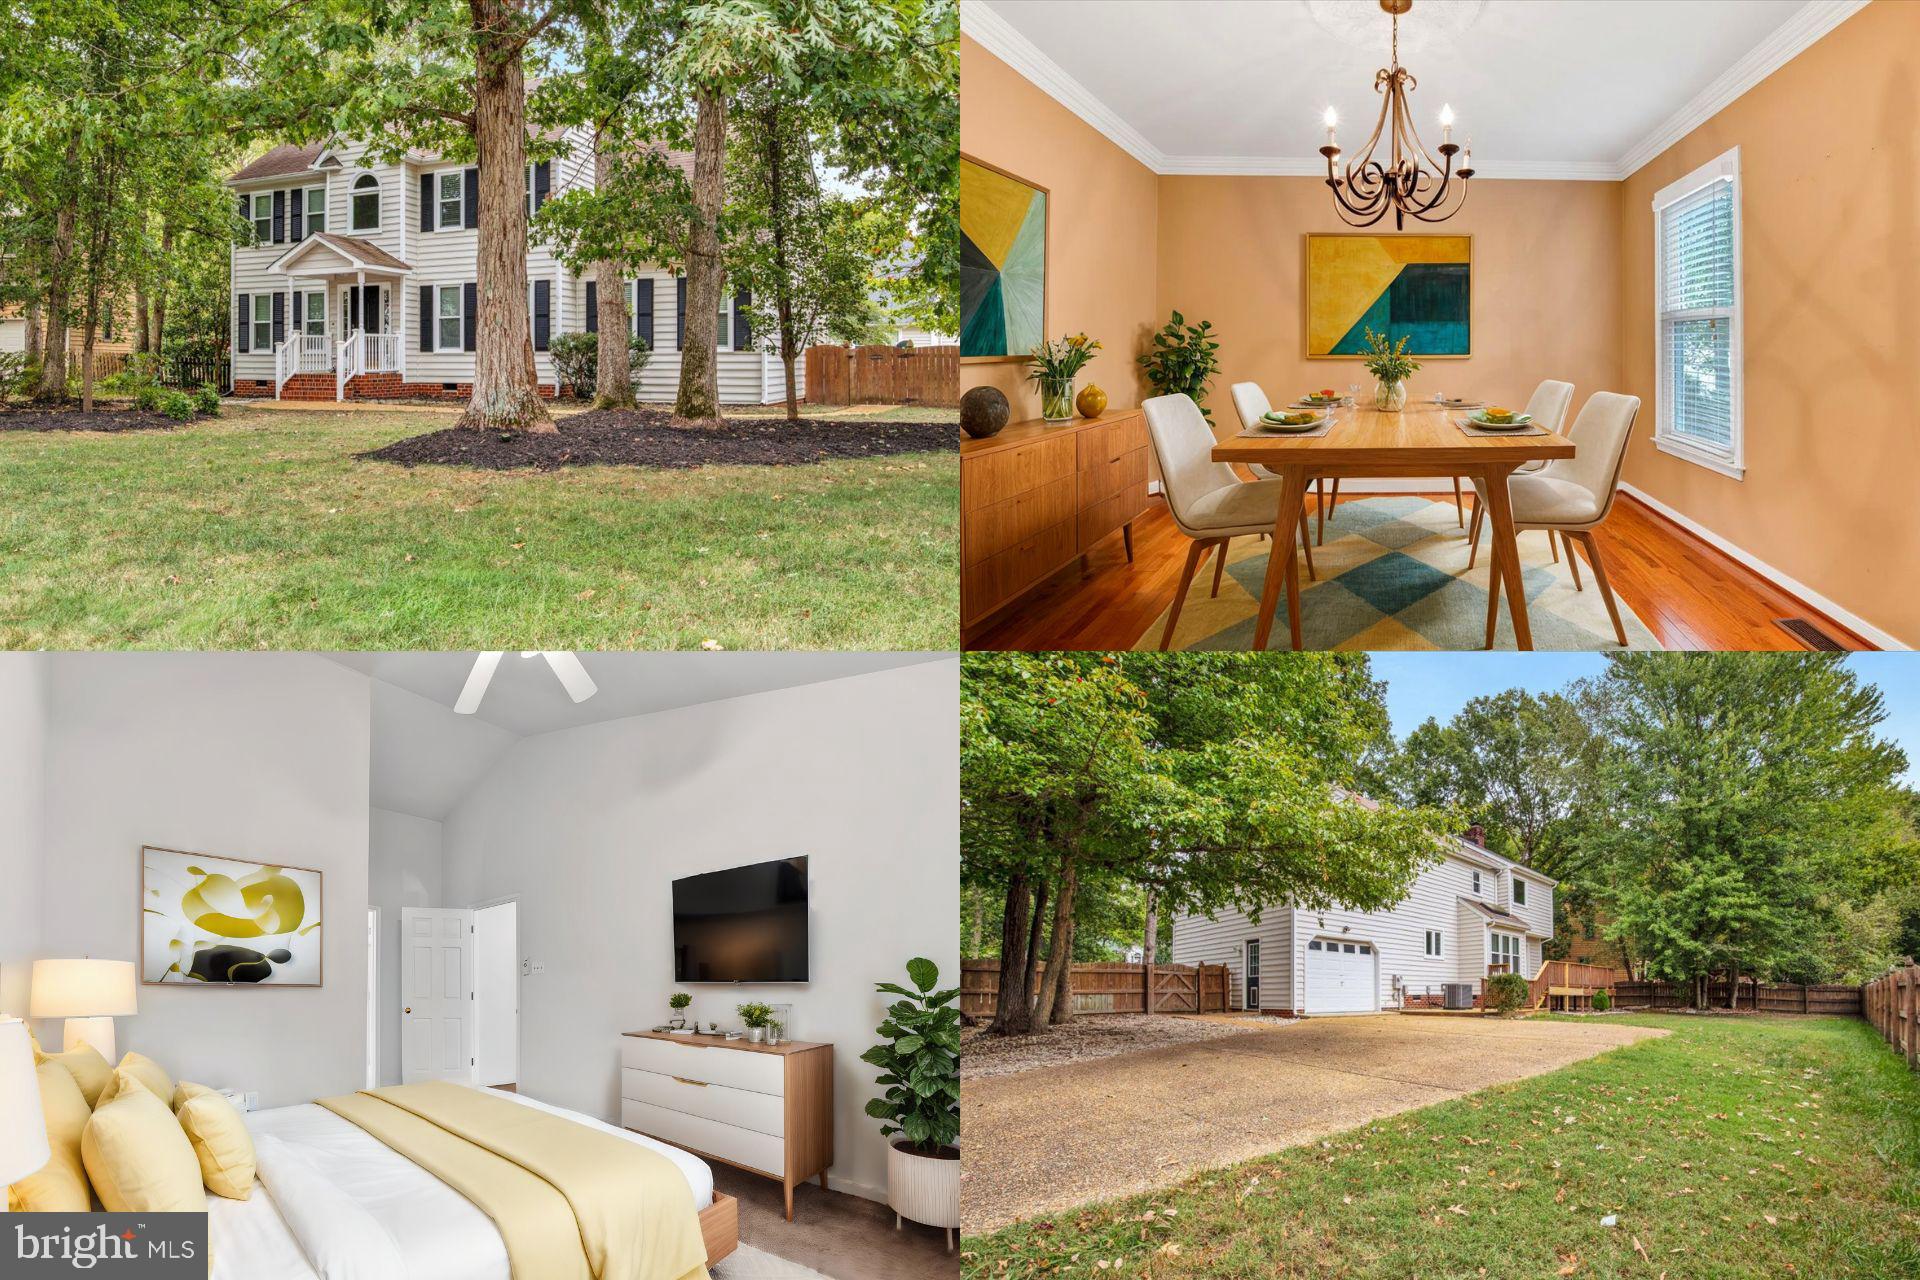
404,1007,411,1014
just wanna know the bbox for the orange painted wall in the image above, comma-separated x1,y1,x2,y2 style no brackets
1155,176,1621,428
1618,0,1917,646
959,37,1161,417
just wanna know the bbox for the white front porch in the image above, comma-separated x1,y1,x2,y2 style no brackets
264,233,412,400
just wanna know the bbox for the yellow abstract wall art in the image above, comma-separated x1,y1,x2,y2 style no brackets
142,845,324,986
961,155,1047,361
1305,233,1471,359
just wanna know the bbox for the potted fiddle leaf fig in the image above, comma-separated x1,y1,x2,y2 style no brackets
861,957,960,1250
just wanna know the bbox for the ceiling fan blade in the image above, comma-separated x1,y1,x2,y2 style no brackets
455,651,504,715
542,651,598,704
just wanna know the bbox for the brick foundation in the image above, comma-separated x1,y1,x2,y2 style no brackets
232,377,564,402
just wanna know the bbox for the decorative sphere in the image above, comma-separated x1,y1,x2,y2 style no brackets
1076,384,1108,418
960,385,1011,439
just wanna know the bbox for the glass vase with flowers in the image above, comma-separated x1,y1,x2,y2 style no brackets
1027,333,1102,422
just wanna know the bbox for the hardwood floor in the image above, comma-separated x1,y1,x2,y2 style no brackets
963,490,1877,652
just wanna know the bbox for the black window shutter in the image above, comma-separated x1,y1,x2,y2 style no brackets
637,279,654,348
236,293,250,353
420,173,434,233
271,292,285,345
732,288,751,349
675,275,686,350
534,160,551,209
292,290,302,332
420,285,434,352
584,280,597,333
291,193,304,242
348,287,360,332
463,281,477,352
463,169,479,230
533,278,550,351
238,192,249,227
271,190,285,243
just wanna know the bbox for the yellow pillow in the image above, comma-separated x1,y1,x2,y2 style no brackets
79,1071,203,1212
34,1042,112,1109
172,1082,254,1200
116,1052,174,1105
6,1060,93,1212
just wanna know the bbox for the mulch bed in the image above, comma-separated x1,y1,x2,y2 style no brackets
356,407,957,471
0,405,186,433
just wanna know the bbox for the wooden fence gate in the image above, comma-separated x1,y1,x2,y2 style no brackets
1864,962,1919,1070
803,344,957,407
960,959,1229,1020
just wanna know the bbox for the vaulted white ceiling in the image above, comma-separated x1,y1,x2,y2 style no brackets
965,0,1865,179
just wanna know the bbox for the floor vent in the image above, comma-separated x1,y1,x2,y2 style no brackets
1776,617,1845,651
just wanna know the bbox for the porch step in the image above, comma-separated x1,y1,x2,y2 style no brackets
280,373,337,401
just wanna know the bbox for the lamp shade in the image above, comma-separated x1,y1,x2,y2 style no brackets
29,959,138,1019
0,1018,52,1185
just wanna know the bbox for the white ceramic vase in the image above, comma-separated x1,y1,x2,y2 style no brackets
887,1140,960,1248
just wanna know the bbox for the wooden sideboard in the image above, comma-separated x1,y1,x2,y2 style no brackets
961,408,1149,628
619,1030,833,1221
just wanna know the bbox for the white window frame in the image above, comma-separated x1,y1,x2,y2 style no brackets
351,173,382,232
1424,929,1442,957
437,170,464,231
1513,877,1527,906
302,291,325,337
1489,931,1521,973
302,185,326,235
251,193,272,244
251,294,272,350
1651,145,1743,480
716,281,733,353
437,284,463,352
1470,870,1481,896
525,163,534,216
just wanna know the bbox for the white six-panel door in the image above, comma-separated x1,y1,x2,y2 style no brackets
399,907,474,1084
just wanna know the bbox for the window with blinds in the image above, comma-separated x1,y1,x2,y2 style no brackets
1653,147,1742,476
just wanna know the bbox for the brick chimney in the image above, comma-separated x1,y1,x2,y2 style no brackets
1465,823,1486,846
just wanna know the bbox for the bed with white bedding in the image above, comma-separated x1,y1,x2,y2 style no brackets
209,1085,724,1280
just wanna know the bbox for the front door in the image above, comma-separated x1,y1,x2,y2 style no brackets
1245,939,1260,1011
399,907,473,1084
342,284,388,333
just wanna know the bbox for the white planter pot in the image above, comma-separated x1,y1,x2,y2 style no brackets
745,1027,765,1044
887,1140,960,1238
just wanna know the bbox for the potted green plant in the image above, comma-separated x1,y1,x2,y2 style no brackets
668,991,692,1029
1359,327,1421,411
861,957,960,1250
736,1001,774,1044
1026,333,1102,423
1136,311,1222,419
765,1018,784,1046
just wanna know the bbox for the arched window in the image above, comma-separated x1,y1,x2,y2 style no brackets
351,174,380,231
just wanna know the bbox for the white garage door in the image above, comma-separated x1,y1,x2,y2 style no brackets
1304,938,1377,1014
0,319,26,353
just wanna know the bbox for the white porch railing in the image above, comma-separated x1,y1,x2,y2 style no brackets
361,332,400,374
336,328,359,401
274,335,334,397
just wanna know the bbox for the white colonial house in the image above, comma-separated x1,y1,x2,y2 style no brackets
1171,821,1556,1017
227,136,801,403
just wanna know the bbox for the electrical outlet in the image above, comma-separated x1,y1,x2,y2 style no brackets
529,960,546,975
243,1091,259,1112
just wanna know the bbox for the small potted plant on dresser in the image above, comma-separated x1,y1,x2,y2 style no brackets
737,1002,774,1044
668,992,692,1029
861,957,960,1250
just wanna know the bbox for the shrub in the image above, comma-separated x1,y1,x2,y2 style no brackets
0,352,27,397
1592,990,1612,1012
860,957,960,1156
157,389,196,422
192,385,222,416
547,330,651,400
134,384,167,412
1486,972,1531,1015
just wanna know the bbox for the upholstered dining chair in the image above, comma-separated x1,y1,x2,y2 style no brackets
1466,379,1577,565
1144,393,1311,651
1478,391,1641,648
1229,382,1336,546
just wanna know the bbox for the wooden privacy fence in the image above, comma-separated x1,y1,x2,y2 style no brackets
960,959,1229,1020
804,344,957,407
1863,962,1919,1070
1613,979,1863,1015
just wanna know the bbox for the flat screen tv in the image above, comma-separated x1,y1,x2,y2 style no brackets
673,856,809,982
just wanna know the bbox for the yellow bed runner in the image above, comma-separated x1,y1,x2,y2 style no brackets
318,1082,709,1280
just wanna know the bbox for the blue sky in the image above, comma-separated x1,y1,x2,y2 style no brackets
1368,652,1920,783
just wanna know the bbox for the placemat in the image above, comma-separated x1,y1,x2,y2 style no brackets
1242,417,1336,440
1454,416,1546,438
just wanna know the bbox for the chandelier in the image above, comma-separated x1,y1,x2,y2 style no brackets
1320,0,1474,228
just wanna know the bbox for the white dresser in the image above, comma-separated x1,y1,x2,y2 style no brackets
619,1031,834,1221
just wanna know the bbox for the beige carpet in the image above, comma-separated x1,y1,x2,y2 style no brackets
714,1243,833,1279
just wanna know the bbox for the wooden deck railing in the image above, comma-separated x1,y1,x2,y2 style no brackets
1527,960,1626,1010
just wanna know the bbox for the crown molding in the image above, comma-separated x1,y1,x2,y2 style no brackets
965,0,1866,183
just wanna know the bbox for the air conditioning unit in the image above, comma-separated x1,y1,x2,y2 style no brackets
1443,982,1475,1010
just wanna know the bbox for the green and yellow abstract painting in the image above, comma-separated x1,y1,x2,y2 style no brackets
961,156,1046,358
1307,233,1471,358
142,845,323,985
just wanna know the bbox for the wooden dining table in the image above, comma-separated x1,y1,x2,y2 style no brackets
1212,402,1575,651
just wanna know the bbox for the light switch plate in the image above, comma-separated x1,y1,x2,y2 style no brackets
530,960,546,975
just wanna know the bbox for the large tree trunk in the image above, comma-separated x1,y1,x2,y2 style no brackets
23,298,42,364
458,0,553,433
987,874,1037,1036
1033,860,1079,1028
80,286,99,414
674,85,726,425
589,131,636,410
34,146,77,403
764,98,800,422
133,288,150,355
150,224,172,355
967,894,984,957
1048,914,1075,1024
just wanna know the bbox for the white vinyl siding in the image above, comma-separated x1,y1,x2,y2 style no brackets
1169,909,1290,1013
1653,146,1742,479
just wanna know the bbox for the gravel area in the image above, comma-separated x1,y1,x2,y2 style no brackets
962,1014,1283,1080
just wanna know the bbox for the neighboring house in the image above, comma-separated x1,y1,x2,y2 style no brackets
1171,818,1556,1016
226,138,801,404
0,303,134,362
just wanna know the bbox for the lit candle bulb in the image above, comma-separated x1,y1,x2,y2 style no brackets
1323,105,1338,149
1439,103,1455,144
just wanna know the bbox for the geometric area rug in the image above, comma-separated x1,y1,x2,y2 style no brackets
1134,495,1663,651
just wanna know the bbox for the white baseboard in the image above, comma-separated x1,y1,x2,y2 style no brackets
1618,482,1908,650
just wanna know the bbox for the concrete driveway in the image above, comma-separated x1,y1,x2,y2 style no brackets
961,1013,1665,1233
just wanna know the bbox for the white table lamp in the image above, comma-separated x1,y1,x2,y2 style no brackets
30,959,137,1064
0,1017,51,1184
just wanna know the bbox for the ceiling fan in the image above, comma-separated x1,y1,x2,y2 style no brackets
455,652,598,715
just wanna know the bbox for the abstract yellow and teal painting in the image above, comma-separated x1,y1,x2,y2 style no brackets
961,156,1046,359
1306,234,1471,358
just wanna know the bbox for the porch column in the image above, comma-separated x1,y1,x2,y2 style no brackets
398,276,407,386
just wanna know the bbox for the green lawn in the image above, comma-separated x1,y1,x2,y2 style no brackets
0,403,957,649
962,1015,1920,1279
